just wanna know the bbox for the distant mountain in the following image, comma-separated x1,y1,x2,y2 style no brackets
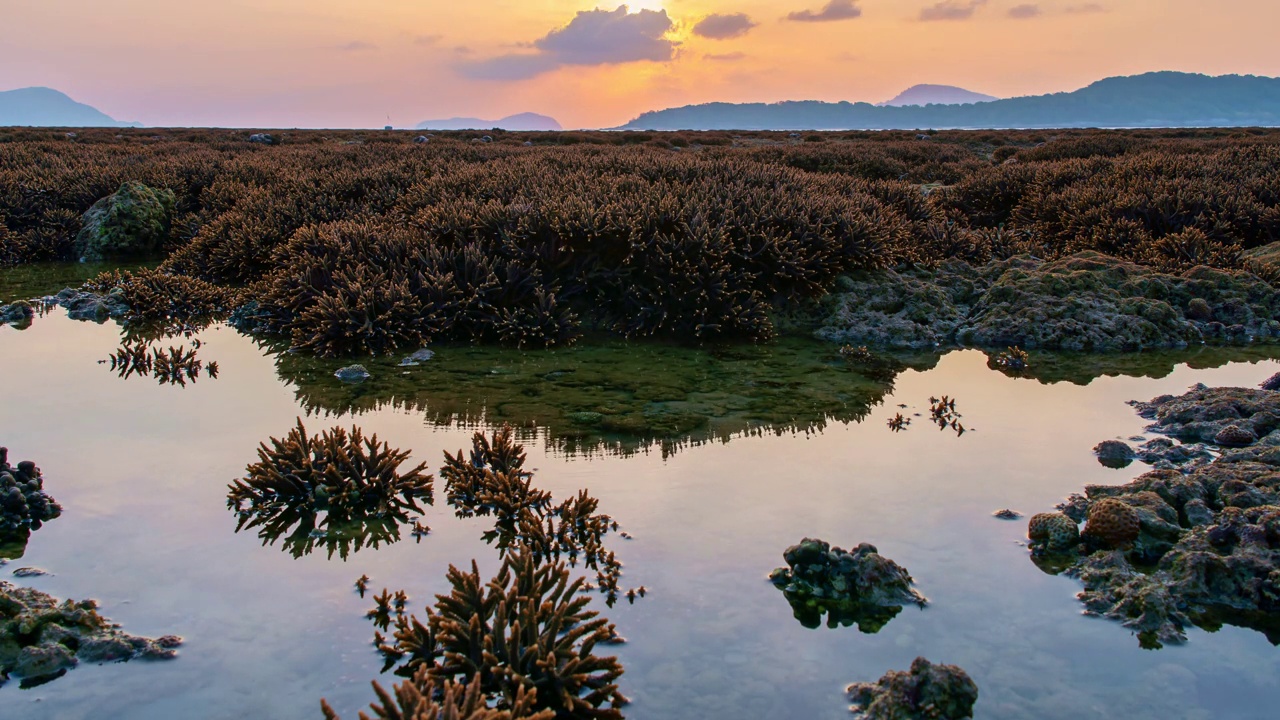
879,84,998,107
619,72,1280,131
416,112,562,131
0,87,141,127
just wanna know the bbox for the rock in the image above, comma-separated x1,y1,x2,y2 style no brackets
1027,512,1079,552
818,251,1280,352
1261,372,1280,392
0,449,61,542
12,567,49,578
0,302,34,325
14,644,77,679
846,657,978,720
399,348,435,366
1215,424,1257,447
992,509,1021,520
1186,297,1214,321
1184,499,1215,527
74,181,176,262
1094,440,1135,461
248,133,275,145
769,538,926,632
334,365,371,383
0,580,181,686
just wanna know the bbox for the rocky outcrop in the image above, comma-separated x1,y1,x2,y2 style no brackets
818,252,1280,352
74,181,175,262
0,448,60,553
1031,382,1280,646
0,581,181,687
769,538,926,632
846,657,978,720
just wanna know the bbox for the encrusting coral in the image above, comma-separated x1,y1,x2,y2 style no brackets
769,538,927,632
226,419,432,559
1026,512,1080,553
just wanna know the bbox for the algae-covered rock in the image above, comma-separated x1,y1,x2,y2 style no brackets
0,580,181,687
846,657,978,720
769,538,926,632
74,181,175,262
818,252,1280,352
1034,383,1280,646
0,301,33,326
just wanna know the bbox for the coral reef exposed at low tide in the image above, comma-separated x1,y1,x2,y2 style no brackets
818,252,1280,352
0,580,181,688
1030,381,1280,646
0,448,61,558
846,657,978,720
769,538,926,632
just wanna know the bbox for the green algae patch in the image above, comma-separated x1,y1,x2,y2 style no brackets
268,337,898,457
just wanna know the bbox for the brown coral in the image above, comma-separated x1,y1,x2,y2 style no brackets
1028,512,1080,552
1214,424,1257,447
1083,498,1141,549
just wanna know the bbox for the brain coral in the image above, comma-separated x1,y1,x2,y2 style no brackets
1084,498,1141,549
1028,512,1080,552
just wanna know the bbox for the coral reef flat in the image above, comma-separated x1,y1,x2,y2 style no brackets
4,127,1280,719
3,311,1280,718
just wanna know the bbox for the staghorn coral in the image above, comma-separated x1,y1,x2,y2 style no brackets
322,666,555,720
846,657,978,720
0,580,181,688
371,548,628,720
226,419,432,559
769,538,926,632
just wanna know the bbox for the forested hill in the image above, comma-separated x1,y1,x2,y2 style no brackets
619,73,1280,131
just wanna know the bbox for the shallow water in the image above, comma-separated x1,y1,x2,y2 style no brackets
3,310,1280,720
0,260,157,303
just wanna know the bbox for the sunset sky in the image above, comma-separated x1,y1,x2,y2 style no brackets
2,1,1278,129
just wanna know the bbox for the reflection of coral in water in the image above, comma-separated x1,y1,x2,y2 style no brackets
226,419,432,559
442,427,632,605
106,339,218,386
359,548,627,720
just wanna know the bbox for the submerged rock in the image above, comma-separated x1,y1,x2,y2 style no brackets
74,181,175,262
0,580,181,687
846,657,978,720
818,251,1280,352
0,302,34,326
769,538,926,632
334,365,371,383
399,348,435,366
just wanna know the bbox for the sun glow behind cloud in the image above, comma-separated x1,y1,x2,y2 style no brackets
0,0,1278,129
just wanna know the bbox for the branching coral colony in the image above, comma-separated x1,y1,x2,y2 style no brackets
5,128,1279,356
333,549,624,720
328,428,634,719
226,420,433,559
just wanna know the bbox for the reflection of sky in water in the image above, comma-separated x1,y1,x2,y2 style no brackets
2,314,1280,719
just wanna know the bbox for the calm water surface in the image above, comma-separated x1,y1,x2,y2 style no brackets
2,311,1279,720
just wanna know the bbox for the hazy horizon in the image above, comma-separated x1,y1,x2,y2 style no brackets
3,1,1279,129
